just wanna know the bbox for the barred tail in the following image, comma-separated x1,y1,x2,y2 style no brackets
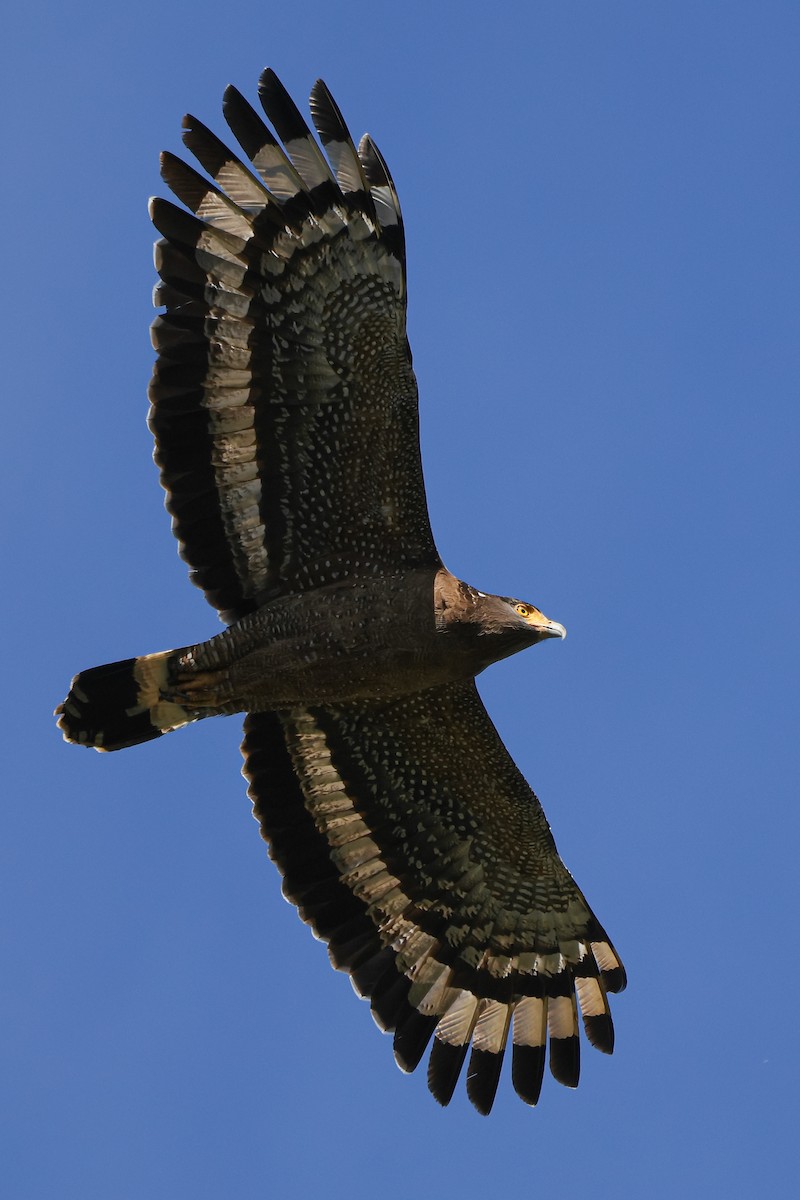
56,649,197,752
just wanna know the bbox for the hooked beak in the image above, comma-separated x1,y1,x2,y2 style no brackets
527,612,567,641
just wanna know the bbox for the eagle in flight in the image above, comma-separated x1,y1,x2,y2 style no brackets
57,69,625,1115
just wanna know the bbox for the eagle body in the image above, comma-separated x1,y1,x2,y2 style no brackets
57,69,625,1115
59,567,564,746
195,565,565,702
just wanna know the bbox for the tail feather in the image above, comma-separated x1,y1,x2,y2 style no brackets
56,650,195,752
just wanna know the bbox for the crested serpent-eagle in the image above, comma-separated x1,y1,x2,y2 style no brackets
57,68,625,1115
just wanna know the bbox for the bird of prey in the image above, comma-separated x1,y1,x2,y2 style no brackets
57,68,625,1115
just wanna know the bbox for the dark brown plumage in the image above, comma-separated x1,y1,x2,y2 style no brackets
56,68,625,1114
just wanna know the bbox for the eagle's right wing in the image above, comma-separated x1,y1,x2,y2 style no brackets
149,71,440,624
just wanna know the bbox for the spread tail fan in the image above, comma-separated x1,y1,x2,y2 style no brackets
56,650,199,751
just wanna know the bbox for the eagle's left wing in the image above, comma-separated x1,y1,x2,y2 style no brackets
243,683,625,1115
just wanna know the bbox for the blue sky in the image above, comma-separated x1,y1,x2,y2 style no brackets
4,1,797,1196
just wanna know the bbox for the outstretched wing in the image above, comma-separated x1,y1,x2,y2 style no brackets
242,684,625,1115
149,70,439,623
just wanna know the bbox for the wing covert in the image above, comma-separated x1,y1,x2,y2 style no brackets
149,70,439,623
242,682,625,1115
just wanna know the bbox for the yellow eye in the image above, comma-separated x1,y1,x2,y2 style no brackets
515,603,531,617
